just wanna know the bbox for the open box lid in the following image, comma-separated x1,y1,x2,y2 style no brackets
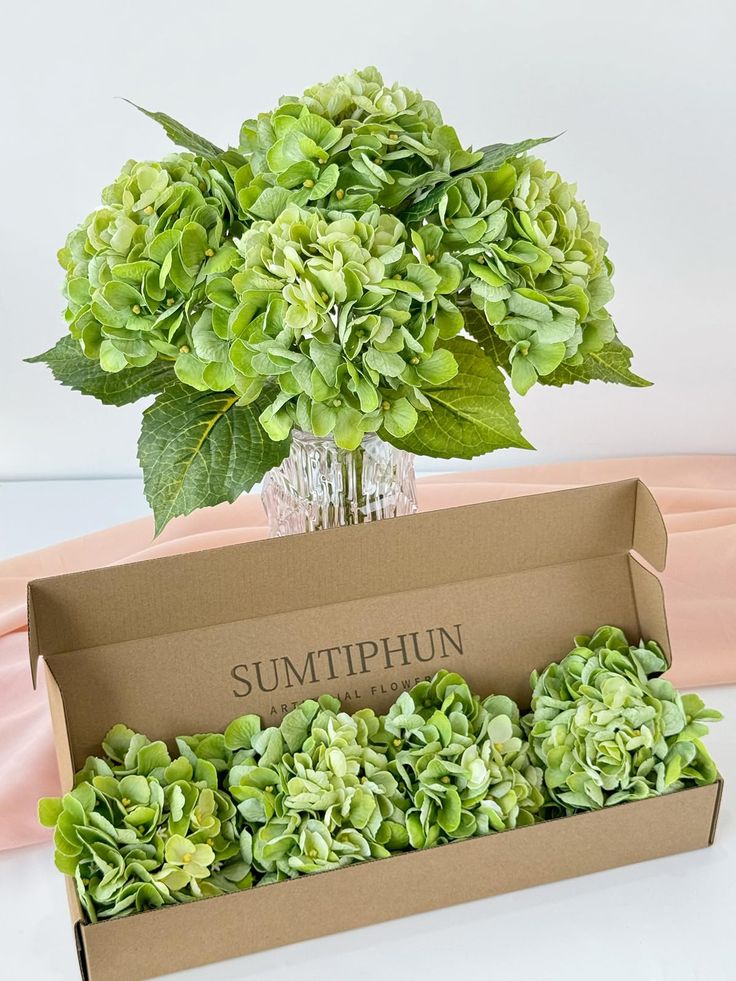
28,478,669,771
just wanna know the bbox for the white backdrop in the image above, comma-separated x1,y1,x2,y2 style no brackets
3,0,734,480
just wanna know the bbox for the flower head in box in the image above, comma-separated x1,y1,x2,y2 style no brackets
523,626,723,812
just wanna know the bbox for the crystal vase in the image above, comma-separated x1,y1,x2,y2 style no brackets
261,430,417,536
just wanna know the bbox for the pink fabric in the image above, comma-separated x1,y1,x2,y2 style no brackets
2,455,735,852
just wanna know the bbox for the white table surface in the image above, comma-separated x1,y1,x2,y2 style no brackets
1,479,734,980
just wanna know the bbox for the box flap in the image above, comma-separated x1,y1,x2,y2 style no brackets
28,478,666,688
633,480,668,571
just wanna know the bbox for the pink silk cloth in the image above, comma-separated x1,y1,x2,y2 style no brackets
1,454,735,852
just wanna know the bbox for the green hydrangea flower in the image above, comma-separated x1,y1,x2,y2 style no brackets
219,202,462,448
227,695,405,876
237,66,479,216
38,725,248,921
523,626,723,812
385,673,544,847
425,155,616,394
58,154,240,374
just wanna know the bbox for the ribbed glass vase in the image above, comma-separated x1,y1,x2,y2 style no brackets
261,430,417,536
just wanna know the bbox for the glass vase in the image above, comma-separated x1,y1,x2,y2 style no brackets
261,430,417,536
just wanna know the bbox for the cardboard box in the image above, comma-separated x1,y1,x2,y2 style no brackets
28,478,723,981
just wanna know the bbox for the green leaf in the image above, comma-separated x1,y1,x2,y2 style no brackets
124,100,223,158
458,303,511,370
538,338,652,388
402,135,559,224
26,335,173,406
387,337,533,459
138,384,291,534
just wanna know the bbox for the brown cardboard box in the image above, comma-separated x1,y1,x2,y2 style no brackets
28,478,723,981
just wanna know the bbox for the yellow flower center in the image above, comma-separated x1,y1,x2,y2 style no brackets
392,738,401,748
303,179,315,189
183,853,193,864
131,305,141,315
166,297,175,306
143,205,154,215
204,248,214,257
393,274,401,281
441,776,450,784
319,157,327,165
410,357,419,365
121,797,131,806
388,132,398,142
426,254,435,263
179,344,190,354
321,292,329,302
207,838,214,847
381,400,391,412
307,848,318,859
374,157,382,165
265,786,273,793
332,398,342,407
335,189,345,200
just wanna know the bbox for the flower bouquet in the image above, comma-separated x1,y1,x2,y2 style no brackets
29,68,649,534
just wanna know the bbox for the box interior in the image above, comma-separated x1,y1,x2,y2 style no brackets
29,479,669,770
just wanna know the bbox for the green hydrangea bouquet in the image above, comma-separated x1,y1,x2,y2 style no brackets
29,68,649,533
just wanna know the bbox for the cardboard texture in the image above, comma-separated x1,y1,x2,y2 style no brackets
27,478,722,981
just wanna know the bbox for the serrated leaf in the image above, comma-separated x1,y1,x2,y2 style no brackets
138,384,290,534
124,100,223,158
462,304,512,369
402,135,559,225
386,337,533,459
472,136,561,175
26,335,174,406
538,338,652,388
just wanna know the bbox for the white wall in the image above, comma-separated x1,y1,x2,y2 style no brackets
3,0,734,479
